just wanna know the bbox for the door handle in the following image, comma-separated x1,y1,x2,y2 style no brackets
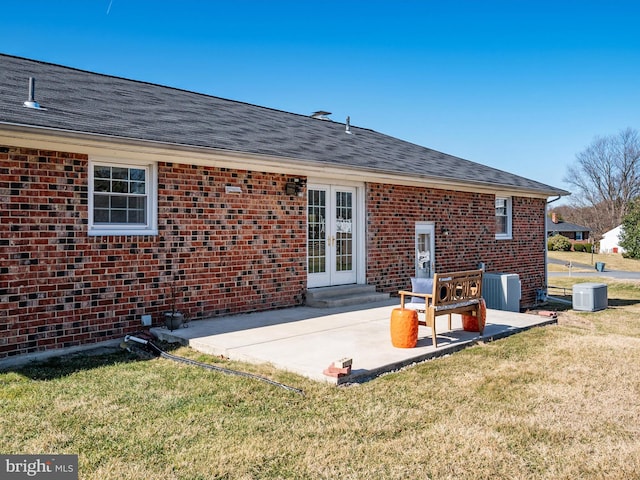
327,235,336,247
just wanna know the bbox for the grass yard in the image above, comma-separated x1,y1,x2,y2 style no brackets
2,278,640,479
548,249,640,272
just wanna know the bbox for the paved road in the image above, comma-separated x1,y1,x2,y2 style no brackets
549,270,640,280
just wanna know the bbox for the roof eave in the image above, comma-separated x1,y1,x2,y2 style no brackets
0,123,570,199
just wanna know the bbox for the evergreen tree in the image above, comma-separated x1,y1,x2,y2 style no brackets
619,200,640,258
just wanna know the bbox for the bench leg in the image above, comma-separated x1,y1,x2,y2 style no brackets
477,308,484,336
427,309,437,348
447,313,452,331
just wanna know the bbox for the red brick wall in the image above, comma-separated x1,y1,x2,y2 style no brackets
366,184,547,307
0,147,306,359
1,146,548,359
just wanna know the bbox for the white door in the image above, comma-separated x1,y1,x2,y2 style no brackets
307,185,357,288
415,222,435,278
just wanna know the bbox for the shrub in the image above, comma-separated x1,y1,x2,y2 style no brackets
573,243,593,253
548,234,572,251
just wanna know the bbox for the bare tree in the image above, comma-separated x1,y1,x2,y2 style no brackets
564,128,640,232
551,204,610,241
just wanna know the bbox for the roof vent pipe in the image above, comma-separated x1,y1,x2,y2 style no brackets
23,77,46,110
345,116,352,135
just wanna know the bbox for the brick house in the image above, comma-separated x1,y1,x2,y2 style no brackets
0,54,568,360
546,213,591,243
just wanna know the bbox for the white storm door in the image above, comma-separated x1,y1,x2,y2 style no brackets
308,185,357,288
415,222,435,278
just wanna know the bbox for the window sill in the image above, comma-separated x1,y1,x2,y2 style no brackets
88,228,158,237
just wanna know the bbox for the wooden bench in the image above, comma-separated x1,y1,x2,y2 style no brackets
398,269,484,347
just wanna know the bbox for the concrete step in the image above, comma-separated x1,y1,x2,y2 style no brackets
306,284,390,308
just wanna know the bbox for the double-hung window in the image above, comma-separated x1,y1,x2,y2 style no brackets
88,158,158,236
495,196,512,239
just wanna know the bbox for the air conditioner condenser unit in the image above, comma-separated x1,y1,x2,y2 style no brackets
482,273,521,312
572,283,607,312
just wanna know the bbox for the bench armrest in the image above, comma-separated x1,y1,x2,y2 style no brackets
398,290,433,308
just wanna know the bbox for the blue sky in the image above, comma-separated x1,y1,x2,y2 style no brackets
3,1,640,200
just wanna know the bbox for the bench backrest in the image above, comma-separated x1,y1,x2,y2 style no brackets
432,270,483,307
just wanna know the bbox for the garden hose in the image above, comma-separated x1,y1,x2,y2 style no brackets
123,335,304,396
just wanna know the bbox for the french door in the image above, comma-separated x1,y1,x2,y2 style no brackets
307,185,357,288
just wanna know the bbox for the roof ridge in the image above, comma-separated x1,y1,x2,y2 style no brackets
0,52,353,128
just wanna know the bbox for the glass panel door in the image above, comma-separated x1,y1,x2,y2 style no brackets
335,190,353,273
308,189,327,275
308,185,357,287
331,188,356,285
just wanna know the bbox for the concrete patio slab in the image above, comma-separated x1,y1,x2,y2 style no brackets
151,300,557,385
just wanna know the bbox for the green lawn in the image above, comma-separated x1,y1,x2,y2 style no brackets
3,279,640,479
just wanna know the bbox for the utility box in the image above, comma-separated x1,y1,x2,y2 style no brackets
483,273,521,312
572,283,608,312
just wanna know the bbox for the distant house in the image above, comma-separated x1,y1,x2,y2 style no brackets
546,213,591,243
600,226,625,254
0,54,569,360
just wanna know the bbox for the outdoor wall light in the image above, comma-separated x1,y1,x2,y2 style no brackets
285,178,306,196
441,227,450,236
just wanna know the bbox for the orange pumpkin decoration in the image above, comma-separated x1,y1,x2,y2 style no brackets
462,297,487,334
390,308,419,348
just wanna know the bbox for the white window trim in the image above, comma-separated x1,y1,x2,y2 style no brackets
88,157,158,236
495,196,512,240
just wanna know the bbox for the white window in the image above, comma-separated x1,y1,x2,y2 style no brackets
88,158,157,236
495,196,512,239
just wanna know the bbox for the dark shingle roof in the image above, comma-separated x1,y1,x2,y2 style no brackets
546,217,591,232
0,54,568,196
